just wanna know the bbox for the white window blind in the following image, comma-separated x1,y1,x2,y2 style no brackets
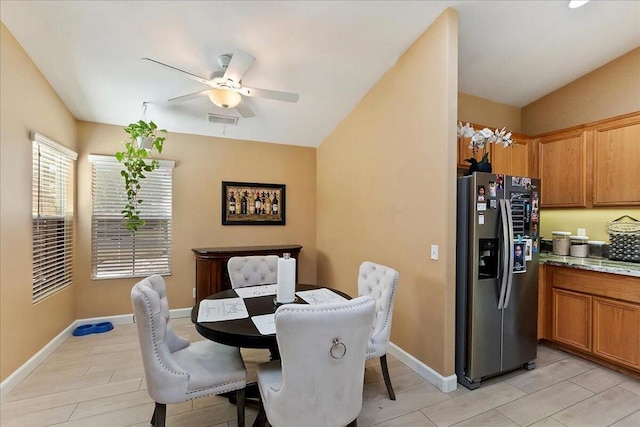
89,155,174,279
32,132,77,303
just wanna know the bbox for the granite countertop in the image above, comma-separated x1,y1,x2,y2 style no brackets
540,253,640,278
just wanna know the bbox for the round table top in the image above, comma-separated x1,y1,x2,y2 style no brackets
191,284,351,350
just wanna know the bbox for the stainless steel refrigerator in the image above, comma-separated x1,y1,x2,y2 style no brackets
455,172,540,389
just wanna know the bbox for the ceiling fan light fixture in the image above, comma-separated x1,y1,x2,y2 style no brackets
568,0,590,8
208,88,241,109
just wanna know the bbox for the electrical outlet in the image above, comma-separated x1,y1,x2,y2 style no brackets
430,244,439,260
192,288,196,299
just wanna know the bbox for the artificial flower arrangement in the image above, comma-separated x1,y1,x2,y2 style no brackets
457,121,515,165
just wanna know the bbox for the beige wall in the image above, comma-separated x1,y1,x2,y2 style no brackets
0,23,78,381
523,47,640,136
458,92,522,133
316,9,458,376
75,122,317,317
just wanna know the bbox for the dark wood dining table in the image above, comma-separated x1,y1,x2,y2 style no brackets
191,283,352,426
191,283,352,359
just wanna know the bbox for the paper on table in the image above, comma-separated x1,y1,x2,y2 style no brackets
234,284,278,299
251,314,276,335
296,288,348,305
197,298,249,322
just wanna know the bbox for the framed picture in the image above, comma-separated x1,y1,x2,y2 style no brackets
222,181,286,225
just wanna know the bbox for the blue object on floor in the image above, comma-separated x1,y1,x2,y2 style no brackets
72,324,94,336
94,322,114,333
72,322,114,336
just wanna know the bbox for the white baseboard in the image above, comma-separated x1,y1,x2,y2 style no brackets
0,307,191,398
387,342,458,393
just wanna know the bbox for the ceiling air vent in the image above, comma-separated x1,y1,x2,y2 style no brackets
208,113,238,126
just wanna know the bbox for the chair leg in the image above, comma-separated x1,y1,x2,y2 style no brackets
236,388,245,427
255,397,268,427
380,355,396,400
152,402,166,427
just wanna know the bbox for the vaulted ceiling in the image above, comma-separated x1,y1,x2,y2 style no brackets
2,1,638,147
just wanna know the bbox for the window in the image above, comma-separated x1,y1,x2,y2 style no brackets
32,132,77,303
89,155,173,279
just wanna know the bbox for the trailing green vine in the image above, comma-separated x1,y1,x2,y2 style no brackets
115,120,167,233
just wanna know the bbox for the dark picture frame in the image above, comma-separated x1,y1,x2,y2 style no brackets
221,181,286,225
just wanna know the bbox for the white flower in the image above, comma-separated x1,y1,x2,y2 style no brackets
457,122,515,161
457,122,475,138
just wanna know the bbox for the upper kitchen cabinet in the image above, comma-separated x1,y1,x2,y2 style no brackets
457,134,492,170
538,130,588,208
535,112,640,208
492,132,531,177
592,114,640,206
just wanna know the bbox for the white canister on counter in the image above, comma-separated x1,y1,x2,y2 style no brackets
552,231,571,255
570,236,589,258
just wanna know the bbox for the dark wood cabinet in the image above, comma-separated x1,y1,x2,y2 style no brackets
192,244,302,303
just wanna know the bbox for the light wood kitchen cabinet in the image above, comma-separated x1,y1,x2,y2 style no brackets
492,132,531,177
457,134,492,170
534,112,640,208
552,288,592,352
541,265,640,374
538,131,587,207
593,297,640,369
592,118,640,206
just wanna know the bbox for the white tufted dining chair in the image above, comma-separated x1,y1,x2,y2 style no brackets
255,296,376,427
131,275,247,427
358,261,400,400
227,255,279,289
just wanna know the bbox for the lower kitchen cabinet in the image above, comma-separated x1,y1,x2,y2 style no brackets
552,289,591,352
593,297,640,369
542,265,640,374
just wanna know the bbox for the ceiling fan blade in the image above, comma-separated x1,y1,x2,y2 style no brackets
142,58,211,85
223,50,255,84
168,89,210,102
239,87,299,103
234,99,255,118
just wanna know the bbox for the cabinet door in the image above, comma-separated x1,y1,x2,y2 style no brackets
552,289,591,352
492,136,530,177
539,132,587,207
458,136,492,170
593,297,640,369
593,122,640,206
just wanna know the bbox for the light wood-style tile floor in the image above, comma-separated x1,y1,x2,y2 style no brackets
1,318,639,427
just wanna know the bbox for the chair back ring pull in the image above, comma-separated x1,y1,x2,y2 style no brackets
330,338,347,359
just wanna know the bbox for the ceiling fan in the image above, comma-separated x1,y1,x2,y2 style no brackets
142,50,299,118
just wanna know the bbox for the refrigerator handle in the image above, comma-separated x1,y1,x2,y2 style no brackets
497,199,509,309
503,200,516,309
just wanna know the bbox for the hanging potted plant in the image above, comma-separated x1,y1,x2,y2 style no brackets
115,119,167,233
